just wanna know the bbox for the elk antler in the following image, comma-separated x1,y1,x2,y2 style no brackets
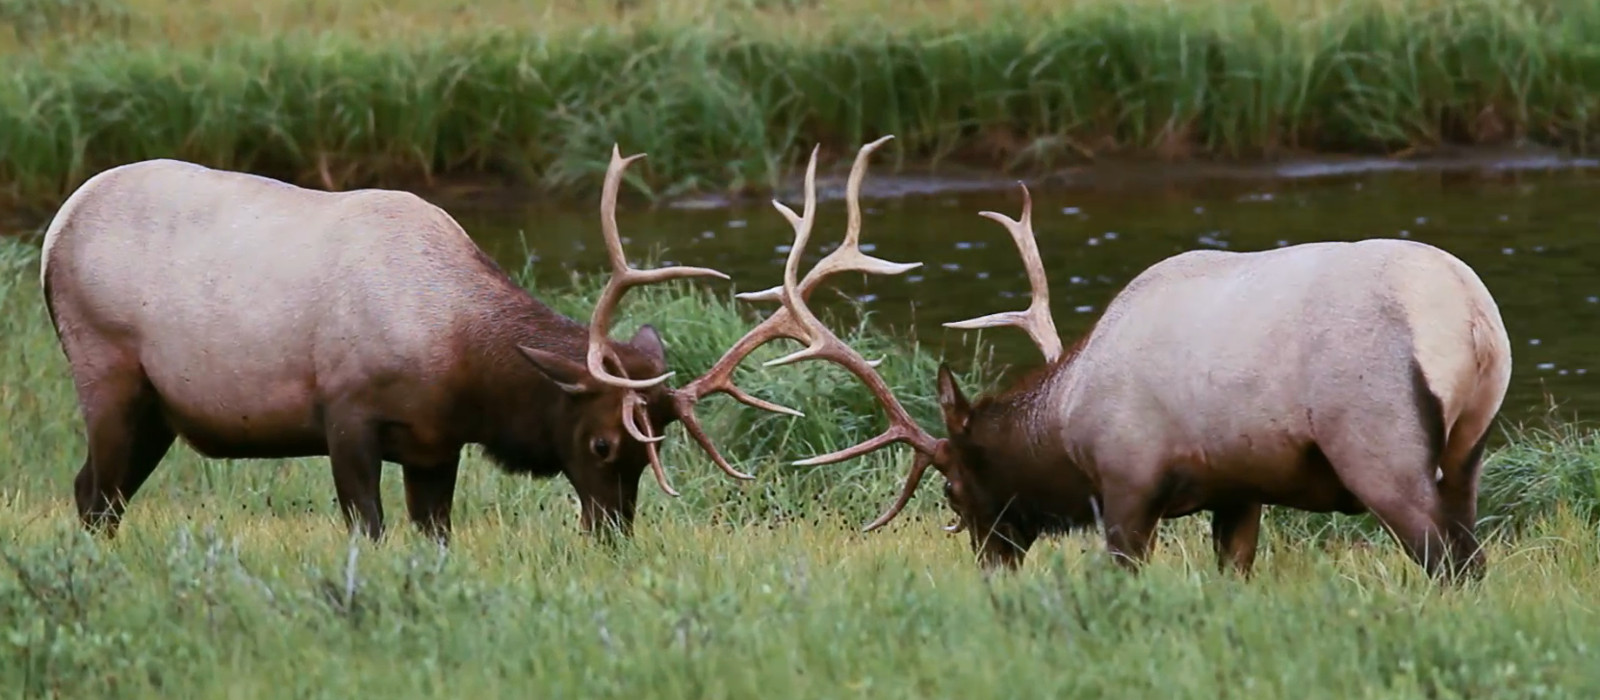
713,138,952,533
587,145,732,390
667,135,924,481
761,145,943,464
584,144,732,497
942,183,1062,363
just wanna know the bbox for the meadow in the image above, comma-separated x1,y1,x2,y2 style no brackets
5,226,1600,697
2,0,1598,216
7,0,1600,694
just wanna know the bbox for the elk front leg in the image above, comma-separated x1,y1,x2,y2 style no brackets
403,454,460,544
326,410,385,540
1099,489,1162,571
1211,502,1262,576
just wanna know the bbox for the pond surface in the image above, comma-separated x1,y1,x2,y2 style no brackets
450,162,1600,427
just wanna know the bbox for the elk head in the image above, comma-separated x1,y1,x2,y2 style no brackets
734,136,1070,570
526,143,934,535
518,145,769,535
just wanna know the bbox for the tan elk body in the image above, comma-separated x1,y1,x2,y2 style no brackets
39,153,770,540
934,235,1513,575
731,135,1512,580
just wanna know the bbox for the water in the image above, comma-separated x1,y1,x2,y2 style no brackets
448,164,1600,426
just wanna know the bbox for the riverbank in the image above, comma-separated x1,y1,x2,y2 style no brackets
1,0,1596,216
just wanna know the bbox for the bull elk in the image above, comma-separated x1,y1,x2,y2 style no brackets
38,148,783,542
746,135,1512,581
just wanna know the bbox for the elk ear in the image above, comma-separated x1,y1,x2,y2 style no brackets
629,323,667,367
518,345,597,395
936,362,972,437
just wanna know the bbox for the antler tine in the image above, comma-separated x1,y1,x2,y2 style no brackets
942,183,1064,363
619,393,679,496
619,392,665,445
861,451,936,532
587,144,732,391
643,441,676,497
735,135,922,304
579,144,734,497
759,144,942,467
669,321,808,482
817,134,924,280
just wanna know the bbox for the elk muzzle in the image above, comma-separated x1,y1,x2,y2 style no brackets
970,520,1034,571
572,476,640,541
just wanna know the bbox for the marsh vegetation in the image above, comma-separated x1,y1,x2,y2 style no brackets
2,0,1597,213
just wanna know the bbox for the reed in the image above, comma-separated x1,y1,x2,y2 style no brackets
0,0,1594,215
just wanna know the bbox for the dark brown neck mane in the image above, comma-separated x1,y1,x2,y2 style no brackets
970,332,1100,537
453,252,595,476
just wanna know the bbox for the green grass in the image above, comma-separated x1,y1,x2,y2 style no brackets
2,0,1599,215
5,232,1600,698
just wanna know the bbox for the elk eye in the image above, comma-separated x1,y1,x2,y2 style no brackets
591,437,613,459
943,480,957,502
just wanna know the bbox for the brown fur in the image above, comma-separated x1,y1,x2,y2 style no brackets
936,364,1097,568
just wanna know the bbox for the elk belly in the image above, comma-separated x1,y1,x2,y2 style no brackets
148,367,326,459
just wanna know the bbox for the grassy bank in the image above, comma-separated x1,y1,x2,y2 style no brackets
1,0,1596,215
5,234,1600,696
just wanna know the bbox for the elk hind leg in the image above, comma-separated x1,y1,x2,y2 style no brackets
326,408,385,541
1317,410,1461,582
1435,427,1492,582
72,358,175,536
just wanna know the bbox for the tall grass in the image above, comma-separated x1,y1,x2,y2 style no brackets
2,0,1597,214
